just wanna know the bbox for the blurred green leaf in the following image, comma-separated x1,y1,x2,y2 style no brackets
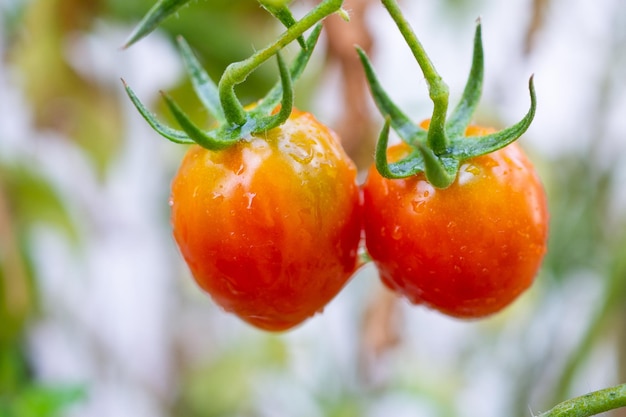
174,335,288,417
0,169,41,346
8,0,124,177
0,343,30,393
0,385,85,417
0,258,37,347
543,159,612,280
1,164,79,244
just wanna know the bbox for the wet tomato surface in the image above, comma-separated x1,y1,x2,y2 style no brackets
170,109,361,331
363,125,549,318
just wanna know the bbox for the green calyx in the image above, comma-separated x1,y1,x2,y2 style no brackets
358,0,537,189
123,0,344,150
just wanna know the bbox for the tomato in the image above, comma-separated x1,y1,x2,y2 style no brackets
170,108,361,331
363,123,548,318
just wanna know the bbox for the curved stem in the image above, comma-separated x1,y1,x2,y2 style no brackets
218,0,343,125
538,384,626,417
380,0,449,154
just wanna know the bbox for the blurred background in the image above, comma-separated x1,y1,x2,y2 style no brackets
1,0,625,416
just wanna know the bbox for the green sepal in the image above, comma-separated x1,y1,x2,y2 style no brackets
249,52,293,133
417,146,458,189
123,0,192,48
446,20,484,138
375,119,457,189
361,11,537,188
259,0,306,49
449,76,537,159
375,119,424,179
122,80,194,145
161,92,238,150
356,46,427,145
124,26,320,149
124,0,341,151
159,51,294,148
176,36,226,124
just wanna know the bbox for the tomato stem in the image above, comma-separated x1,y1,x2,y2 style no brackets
125,6,330,150
218,0,344,126
537,384,626,417
358,3,536,187
380,0,450,154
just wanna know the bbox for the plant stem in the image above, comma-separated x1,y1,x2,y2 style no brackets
380,0,449,154
218,0,343,126
538,384,626,417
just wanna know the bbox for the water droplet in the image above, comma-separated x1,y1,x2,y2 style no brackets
168,199,174,207
290,149,314,164
391,225,402,240
458,163,481,185
411,200,424,212
411,181,434,211
245,192,256,209
466,165,481,175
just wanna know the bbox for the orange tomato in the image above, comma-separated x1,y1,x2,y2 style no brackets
363,124,548,318
170,109,361,331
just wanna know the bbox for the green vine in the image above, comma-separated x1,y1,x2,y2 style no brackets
538,384,626,417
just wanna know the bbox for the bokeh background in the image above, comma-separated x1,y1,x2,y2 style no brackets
1,0,625,416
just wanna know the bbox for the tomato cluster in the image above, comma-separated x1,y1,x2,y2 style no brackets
170,116,548,329
125,0,549,331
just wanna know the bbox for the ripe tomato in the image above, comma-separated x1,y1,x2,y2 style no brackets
363,123,548,318
170,108,361,331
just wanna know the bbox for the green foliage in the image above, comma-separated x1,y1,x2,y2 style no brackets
0,161,81,417
7,0,124,178
1,164,78,244
543,159,613,279
174,336,288,417
0,384,85,417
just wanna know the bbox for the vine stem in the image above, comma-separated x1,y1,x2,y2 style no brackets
218,0,343,125
538,384,626,417
380,0,449,154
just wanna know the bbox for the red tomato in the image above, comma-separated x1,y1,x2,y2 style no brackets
170,109,361,331
363,123,548,318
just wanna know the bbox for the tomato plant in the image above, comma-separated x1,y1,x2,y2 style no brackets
170,108,361,331
363,122,548,318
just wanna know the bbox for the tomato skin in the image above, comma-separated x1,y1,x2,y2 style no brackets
363,125,548,318
170,109,361,331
